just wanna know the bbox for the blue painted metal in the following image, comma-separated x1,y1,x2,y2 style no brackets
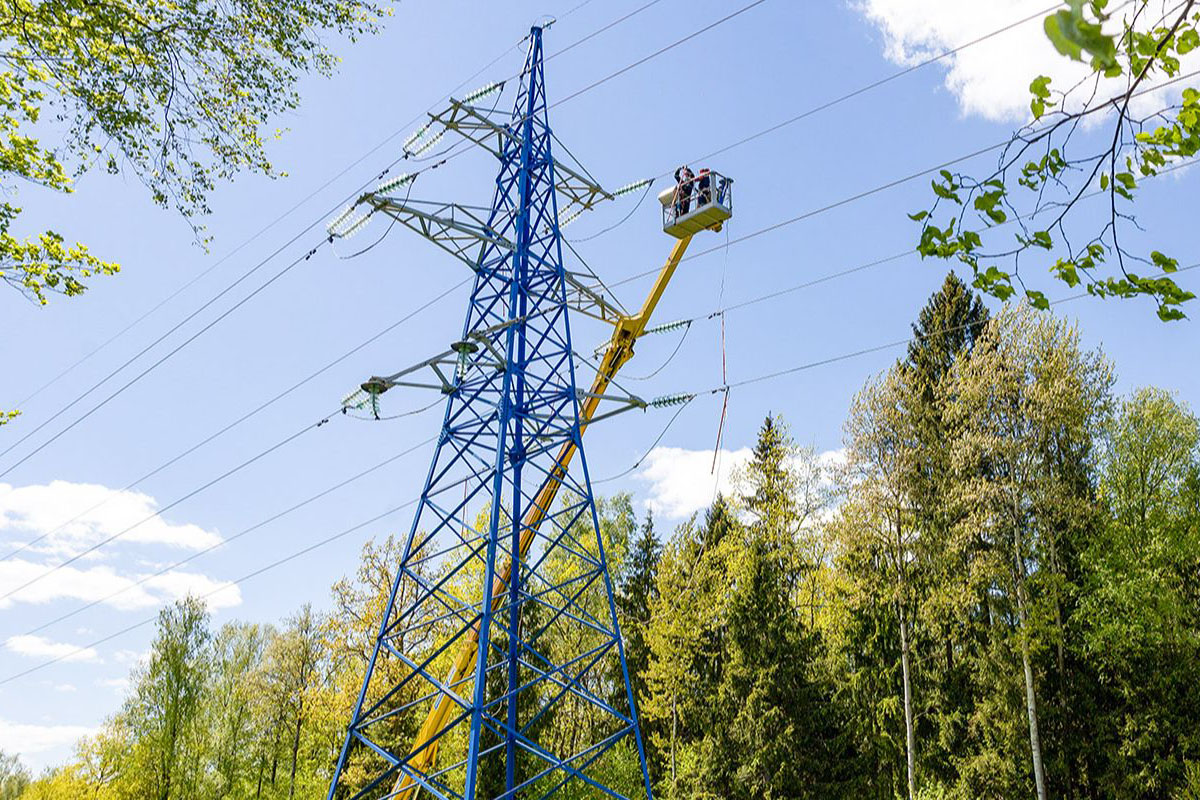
327,26,653,800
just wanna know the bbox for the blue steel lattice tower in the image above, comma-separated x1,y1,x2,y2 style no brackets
328,27,655,800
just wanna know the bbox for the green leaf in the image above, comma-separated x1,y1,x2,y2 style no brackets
908,210,929,222
1045,12,1084,61
1150,250,1178,272
1044,4,1119,70
1026,289,1050,310
1157,305,1187,321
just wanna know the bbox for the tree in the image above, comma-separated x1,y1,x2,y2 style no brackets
947,304,1114,799
897,272,989,791
1082,387,1200,795
911,1,1199,319
123,596,213,800
617,512,661,714
262,605,327,799
0,0,385,307
206,622,269,798
0,751,30,800
835,367,922,800
645,417,844,800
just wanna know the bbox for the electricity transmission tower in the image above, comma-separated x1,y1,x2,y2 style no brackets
328,24,655,800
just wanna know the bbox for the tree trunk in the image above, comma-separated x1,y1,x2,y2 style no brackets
899,603,917,800
288,704,303,799
671,694,677,785
1013,528,1047,800
1018,607,1047,800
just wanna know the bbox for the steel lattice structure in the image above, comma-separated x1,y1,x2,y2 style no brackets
328,26,654,800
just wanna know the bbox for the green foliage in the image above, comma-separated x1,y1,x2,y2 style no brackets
0,752,31,800
1081,388,1200,795
0,0,385,304
644,418,846,800
911,0,1200,320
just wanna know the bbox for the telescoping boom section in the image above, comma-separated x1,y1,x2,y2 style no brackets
389,206,729,799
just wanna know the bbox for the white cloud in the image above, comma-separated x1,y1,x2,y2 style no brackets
111,648,147,666
5,634,99,663
857,0,1199,122
143,571,241,610
0,717,93,759
636,446,753,520
636,446,847,521
818,447,848,471
53,683,77,693
0,481,239,614
97,676,130,695
0,480,221,558
0,558,239,611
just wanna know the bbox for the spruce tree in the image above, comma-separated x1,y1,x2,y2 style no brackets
617,513,661,733
897,272,989,787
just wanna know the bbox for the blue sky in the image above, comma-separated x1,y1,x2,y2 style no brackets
1,0,1197,771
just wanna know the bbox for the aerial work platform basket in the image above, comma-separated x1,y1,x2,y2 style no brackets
659,170,733,238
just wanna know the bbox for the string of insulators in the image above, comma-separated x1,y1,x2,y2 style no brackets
341,388,373,412
642,318,690,336
328,206,370,238
462,81,504,105
326,204,356,236
377,172,415,195
649,392,695,408
558,208,584,229
337,210,372,239
403,123,430,152
613,178,653,197
408,129,445,157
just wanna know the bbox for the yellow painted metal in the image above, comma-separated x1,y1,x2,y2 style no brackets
391,232,696,799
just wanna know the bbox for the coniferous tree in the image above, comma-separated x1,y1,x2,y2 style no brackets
899,272,990,789
618,514,661,709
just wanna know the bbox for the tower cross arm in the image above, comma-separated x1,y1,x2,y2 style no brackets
430,100,614,214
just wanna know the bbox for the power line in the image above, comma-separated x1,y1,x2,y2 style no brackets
7,3,1195,675
610,69,1200,291
6,262,1196,685
1,276,470,562
592,396,695,484
639,155,1199,330
0,0,740,478
665,1,1067,176
0,410,341,603
546,0,670,65
0,498,417,687
9,29,536,412
0,399,703,684
549,0,770,110
0,242,329,480
1,0,759,582
21,433,440,636
705,261,1200,393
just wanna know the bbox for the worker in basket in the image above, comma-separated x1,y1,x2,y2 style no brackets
696,167,712,206
673,165,694,219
